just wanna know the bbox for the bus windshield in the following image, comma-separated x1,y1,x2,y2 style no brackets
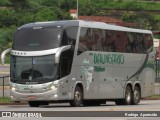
13,27,61,51
11,54,58,84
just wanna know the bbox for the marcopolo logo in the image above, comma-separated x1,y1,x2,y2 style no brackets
93,53,124,65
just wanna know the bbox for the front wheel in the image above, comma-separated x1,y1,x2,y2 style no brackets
131,86,140,105
28,101,40,107
70,86,83,107
28,101,49,107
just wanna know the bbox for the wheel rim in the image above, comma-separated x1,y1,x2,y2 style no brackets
75,91,81,102
134,90,139,101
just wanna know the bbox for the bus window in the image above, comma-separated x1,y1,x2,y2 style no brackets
13,27,61,51
104,30,116,52
61,30,69,46
59,57,69,78
61,27,78,48
136,33,145,53
114,31,128,52
144,34,153,53
92,29,104,51
127,32,138,53
78,28,92,54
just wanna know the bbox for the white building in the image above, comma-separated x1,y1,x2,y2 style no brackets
69,9,77,19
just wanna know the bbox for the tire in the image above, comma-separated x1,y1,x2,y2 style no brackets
70,86,83,107
115,86,132,105
131,86,140,105
124,86,132,105
28,101,40,107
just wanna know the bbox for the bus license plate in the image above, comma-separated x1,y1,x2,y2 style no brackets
28,96,37,100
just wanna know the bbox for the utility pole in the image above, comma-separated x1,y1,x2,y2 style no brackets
77,0,78,19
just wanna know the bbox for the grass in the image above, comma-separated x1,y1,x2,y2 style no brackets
147,95,160,99
0,97,12,103
97,1,160,10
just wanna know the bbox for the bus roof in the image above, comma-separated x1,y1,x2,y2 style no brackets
19,20,152,34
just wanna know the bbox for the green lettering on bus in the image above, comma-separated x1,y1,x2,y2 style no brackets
93,53,124,65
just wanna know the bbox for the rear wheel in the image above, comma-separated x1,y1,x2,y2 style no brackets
70,86,83,107
131,86,140,105
115,86,132,105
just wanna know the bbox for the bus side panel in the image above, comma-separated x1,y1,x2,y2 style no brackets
139,68,155,98
139,52,155,98
74,51,145,100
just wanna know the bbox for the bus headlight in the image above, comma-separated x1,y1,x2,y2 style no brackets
49,82,62,90
11,87,16,91
50,85,57,90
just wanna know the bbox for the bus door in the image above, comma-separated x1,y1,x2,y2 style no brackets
59,57,70,98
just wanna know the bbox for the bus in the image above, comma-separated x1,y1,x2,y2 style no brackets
1,20,155,107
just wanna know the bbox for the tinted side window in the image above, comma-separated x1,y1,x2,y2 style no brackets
104,30,116,52
144,34,153,53
126,33,153,54
61,27,78,48
78,28,92,54
92,29,104,51
78,28,153,54
59,27,78,78
127,33,138,53
114,31,128,52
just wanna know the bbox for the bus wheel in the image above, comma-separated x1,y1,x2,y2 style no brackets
132,86,140,105
124,85,132,105
115,86,132,105
70,86,83,107
28,101,40,107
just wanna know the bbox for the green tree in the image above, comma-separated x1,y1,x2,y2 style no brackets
9,0,30,10
0,25,16,52
134,18,151,29
79,2,97,16
39,0,61,7
34,7,57,21
61,0,76,11
0,9,18,27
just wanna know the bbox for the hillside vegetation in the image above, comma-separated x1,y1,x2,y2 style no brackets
0,0,160,53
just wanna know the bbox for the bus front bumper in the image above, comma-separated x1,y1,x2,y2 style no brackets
10,89,64,102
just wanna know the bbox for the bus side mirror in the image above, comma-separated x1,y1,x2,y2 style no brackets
55,45,71,64
1,48,12,65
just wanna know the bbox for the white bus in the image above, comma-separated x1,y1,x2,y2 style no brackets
1,20,155,107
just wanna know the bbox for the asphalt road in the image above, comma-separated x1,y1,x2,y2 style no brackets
0,100,160,119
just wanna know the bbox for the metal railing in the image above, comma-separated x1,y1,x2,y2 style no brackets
155,59,160,82
0,76,10,97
